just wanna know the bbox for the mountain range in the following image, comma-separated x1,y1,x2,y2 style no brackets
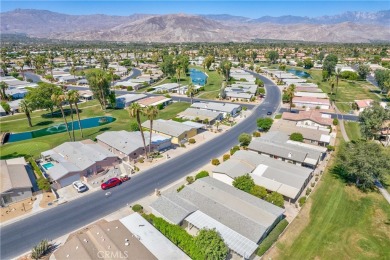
1,9,389,43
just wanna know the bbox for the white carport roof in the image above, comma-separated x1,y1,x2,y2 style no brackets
185,210,258,258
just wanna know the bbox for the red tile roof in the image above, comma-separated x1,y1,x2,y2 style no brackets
282,110,333,126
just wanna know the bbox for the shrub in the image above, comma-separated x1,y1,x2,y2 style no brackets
230,145,240,155
306,188,312,196
256,219,288,256
326,145,335,151
333,118,339,126
250,185,267,199
186,176,194,184
315,177,319,182
132,204,143,213
157,103,164,110
164,94,171,98
242,106,248,111
265,191,285,208
238,133,252,146
233,174,255,193
189,138,196,144
143,214,205,259
195,171,209,180
253,131,261,137
37,178,51,192
315,106,321,109
223,154,230,161
31,239,50,260
311,182,315,187
211,158,220,166
28,158,43,178
126,86,133,91
129,121,140,131
138,158,144,163
290,132,304,142
298,196,307,207
257,117,274,131
177,185,185,192
194,229,229,260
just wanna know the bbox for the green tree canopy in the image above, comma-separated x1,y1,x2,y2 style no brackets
359,101,389,140
194,229,229,260
303,58,314,69
335,141,390,190
86,69,110,110
238,133,252,146
233,174,255,193
322,54,338,78
257,117,274,131
374,69,390,94
265,192,285,208
266,50,279,64
25,82,62,115
357,64,370,80
290,132,304,142
250,185,268,199
160,55,176,77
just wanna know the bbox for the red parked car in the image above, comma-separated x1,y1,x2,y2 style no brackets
101,178,122,190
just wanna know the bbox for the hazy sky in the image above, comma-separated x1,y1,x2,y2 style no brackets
1,1,389,18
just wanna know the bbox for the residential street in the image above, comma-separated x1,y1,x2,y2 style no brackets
0,73,281,259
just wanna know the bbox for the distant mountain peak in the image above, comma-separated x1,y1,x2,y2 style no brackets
1,9,389,43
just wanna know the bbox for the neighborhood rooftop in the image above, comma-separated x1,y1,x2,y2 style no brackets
141,119,195,137
213,150,313,199
150,177,284,244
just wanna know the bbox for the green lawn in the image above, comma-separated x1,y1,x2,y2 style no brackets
0,101,190,159
266,141,390,260
306,70,381,113
192,66,223,100
344,121,362,141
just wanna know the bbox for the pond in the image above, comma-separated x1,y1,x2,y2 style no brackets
189,68,208,86
6,116,116,143
288,69,311,78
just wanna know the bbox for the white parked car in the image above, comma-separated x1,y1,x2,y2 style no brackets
72,181,88,193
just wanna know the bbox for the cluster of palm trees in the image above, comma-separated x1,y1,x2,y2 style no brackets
51,90,83,141
284,84,296,111
128,103,159,159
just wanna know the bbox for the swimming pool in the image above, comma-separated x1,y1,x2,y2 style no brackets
42,162,54,170
6,116,116,143
189,68,208,86
288,69,311,78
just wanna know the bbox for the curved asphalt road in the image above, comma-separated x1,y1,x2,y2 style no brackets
0,73,280,259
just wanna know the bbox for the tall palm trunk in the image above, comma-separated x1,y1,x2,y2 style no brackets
59,105,72,141
149,120,153,154
68,103,76,141
74,102,84,138
26,111,32,127
137,112,148,159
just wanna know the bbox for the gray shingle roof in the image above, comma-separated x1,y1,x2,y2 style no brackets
141,119,194,137
178,108,222,121
191,102,241,114
150,177,284,243
213,150,312,199
248,131,323,164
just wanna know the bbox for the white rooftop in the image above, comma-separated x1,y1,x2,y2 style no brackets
120,213,190,260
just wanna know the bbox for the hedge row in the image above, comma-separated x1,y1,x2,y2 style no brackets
143,214,205,260
256,219,289,256
28,158,43,179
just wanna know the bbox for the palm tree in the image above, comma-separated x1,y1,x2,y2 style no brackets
144,106,159,154
65,91,76,141
128,103,148,159
67,90,83,138
329,76,336,102
16,60,25,80
0,81,8,100
51,93,72,141
19,100,33,127
335,68,341,98
284,84,296,112
186,83,196,104
215,120,220,131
